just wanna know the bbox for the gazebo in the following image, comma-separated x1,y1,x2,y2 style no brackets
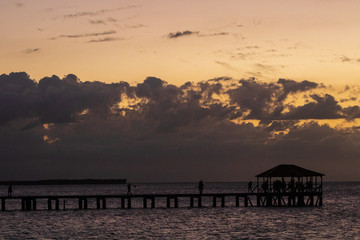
254,164,324,206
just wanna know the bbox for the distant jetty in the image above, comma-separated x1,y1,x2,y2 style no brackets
0,179,127,185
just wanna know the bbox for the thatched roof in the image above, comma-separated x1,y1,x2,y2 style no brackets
256,164,325,178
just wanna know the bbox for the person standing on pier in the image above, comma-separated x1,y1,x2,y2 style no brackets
262,180,268,193
198,180,204,195
127,183,132,195
8,184,12,197
248,181,252,193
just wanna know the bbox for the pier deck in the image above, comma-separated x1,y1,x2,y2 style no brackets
0,191,322,211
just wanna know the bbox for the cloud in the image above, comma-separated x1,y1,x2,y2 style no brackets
63,5,139,18
202,32,229,37
283,94,343,120
245,45,260,49
87,37,122,43
125,24,146,29
89,20,106,25
24,48,40,54
167,30,230,39
107,17,117,23
215,61,239,72
254,63,276,72
208,76,233,82
50,30,117,40
2,72,360,181
277,78,318,101
168,30,199,39
227,78,280,120
14,2,23,8
0,72,129,125
340,97,357,103
339,55,360,63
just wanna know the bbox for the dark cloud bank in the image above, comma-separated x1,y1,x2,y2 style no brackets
1,72,360,181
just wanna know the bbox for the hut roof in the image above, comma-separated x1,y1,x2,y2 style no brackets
256,164,325,178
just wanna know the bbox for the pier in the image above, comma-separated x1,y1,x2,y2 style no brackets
0,164,324,211
0,191,323,211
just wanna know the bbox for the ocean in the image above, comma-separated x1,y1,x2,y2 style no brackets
0,182,359,239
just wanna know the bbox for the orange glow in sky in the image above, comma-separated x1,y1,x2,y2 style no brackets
1,0,360,85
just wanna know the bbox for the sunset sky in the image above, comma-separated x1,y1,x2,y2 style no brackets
1,0,360,182
2,0,360,84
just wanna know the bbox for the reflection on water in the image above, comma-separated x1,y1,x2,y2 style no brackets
0,182,359,239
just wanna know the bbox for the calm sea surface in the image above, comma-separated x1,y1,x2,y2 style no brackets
0,182,359,239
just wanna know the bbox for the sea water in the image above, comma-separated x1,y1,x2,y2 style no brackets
0,182,359,239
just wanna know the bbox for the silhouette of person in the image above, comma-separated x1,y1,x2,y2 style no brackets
248,181,252,193
289,177,295,192
8,184,12,197
198,180,204,195
262,181,268,193
127,183,132,195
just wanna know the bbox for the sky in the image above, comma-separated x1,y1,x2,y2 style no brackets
1,0,360,182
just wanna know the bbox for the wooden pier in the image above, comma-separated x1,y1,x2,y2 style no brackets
0,191,323,211
0,164,324,211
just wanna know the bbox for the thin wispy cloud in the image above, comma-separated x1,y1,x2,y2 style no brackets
339,55,360,63
215,61,239,72
168,30,199,39
245,45,260,49
14,2,23,7
50,30,117,40
87,37,122,43
89,20,106,25
107,17,117,23
64,5,139,18
125,24,146,29
201,32,229,37
168,30,229,39
208,76,233,82
24,48,40,54
254,63,276,72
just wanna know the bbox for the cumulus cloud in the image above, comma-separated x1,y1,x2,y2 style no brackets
1,72,360,181
1,72,357,126
283,94,343,120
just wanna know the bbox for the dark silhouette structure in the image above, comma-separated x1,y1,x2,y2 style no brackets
127,183,132,195
8,184,12,197
198,180,204,195
248,181,252,193
0,179,126,185
0,165,324,211
255,164,324,207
